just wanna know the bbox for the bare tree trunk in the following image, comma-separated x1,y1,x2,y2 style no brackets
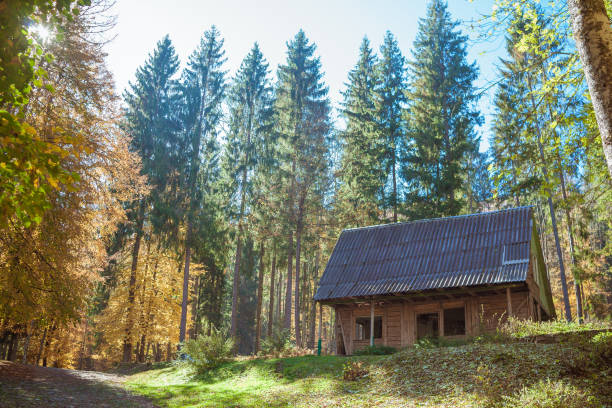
22,321,35,364
294,214,303,346
267,243,276,338
568,0,612,177
77,319,88,369
276,262,283,326
230,233,243,340
192,275,202,339
141,245,161,363
36,326,47,366
42,323,56,367
166,342,172,362
284,231,293,330
392,147,397,223
255,242,265,353
308,248,320,349
123,200,146,362
556,166,584,322
179,222,192,344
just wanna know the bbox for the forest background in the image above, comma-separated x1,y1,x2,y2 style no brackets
0,0,611,366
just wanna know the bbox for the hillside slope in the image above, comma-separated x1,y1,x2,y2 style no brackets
126,330,612,408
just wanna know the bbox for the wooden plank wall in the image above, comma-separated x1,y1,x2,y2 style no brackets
334,288,539,354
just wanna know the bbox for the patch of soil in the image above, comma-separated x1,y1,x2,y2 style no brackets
0,360,158,408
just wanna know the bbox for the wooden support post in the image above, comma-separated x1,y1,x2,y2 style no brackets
506,287,513,318
537,303,542,322
528,292,533,319
317,303,323,355
370,299,374,347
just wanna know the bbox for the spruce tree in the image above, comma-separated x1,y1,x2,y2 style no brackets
338,37,386,226
375,31,406,223
177,26,226,344
224,43,274,342
275,30,331,346
489,32,540,206
121,35,180,362
404,0,482,218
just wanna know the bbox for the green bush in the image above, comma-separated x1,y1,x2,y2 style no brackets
260,325,293,356
181,328,234,373
353,345,397,355
501,379,598,408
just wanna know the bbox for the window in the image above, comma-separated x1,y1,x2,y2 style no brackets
355,316,382,340
417,312,439,340
443,307,466,336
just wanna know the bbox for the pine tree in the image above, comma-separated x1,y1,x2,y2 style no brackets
275,30,331,346
404,0,482,218
121,35,180,361
375,31,406,223
177,26,226,344
224,43,274,343
338,37,385,226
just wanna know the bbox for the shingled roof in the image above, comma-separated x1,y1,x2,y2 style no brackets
314,206,536,302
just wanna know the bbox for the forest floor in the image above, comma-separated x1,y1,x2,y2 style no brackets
0,360,158,408
125,331,612,408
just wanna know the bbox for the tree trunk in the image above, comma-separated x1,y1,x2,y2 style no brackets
267,243,276,338
230,232,243,340
166,342,172,362
192,275,201,339
141,244,161,363
22,321,35,364
276,262,283,326
556,162,584,322
568,0,612,177
308,248,320,349
255,242,265,353
294,216,303,347
284,232,293,330
36,326,47,366
123,200,146,362
527,73,572,321
392,145,397,223
179,222,192,344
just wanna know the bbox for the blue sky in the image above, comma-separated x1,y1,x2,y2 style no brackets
105,0,507,152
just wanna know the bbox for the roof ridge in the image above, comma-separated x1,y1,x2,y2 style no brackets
342,205,534,233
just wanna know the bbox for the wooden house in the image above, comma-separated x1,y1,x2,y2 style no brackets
314,206,556,355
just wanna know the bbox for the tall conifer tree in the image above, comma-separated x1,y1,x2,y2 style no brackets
404,0,482,218
177,26,226,344
121,35,180,361
338,37,385,226
275,30,331,345
375,31,406,223
224,43,274,342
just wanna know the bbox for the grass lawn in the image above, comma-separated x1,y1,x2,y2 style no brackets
126,333,612,408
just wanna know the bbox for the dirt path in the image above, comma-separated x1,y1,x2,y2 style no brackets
0,360,158,408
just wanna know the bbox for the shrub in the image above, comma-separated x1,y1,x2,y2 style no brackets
343,360,369,381
353,345,397,355
181,327,234,373
260,325,292,356
501,379,598,408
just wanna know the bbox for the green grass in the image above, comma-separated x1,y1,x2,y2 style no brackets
126,355,387,408
126,325,612,408
499,318,611,339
